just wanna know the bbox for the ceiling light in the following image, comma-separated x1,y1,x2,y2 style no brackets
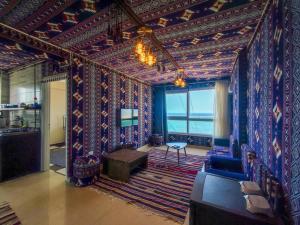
174,68,187,88
134,27,157,67
135,39,144,55
139,52,146,63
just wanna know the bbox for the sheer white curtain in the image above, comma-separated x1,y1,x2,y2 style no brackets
214,80,230,139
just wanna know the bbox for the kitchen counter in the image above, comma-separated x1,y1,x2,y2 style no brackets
0,130,41,182
0,128,39,136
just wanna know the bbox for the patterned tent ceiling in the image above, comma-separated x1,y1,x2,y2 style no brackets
0,37,53,70
0,0,266,84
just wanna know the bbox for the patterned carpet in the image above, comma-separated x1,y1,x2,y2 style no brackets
92,149,206,223
0,202,21,225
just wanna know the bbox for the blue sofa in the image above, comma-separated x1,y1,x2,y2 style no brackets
204,143,256,181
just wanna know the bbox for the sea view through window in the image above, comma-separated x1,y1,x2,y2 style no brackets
166,89,215,135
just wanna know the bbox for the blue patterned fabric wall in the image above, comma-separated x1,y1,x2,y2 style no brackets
247,0,287,189
245,0,297,223
68,59,85,178
120,76,126,144
143,86,151,143
133,82,139,146
231,49,248,147
289,0,300,224
68,62,152,178
231,56,239,144
99,70,152,152
100,68,110,153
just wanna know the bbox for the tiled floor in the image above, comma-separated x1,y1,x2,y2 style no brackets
50,144,66,175
0,145,208,225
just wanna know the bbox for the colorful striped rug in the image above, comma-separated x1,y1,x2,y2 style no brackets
92,148,206,223
0,202,21,225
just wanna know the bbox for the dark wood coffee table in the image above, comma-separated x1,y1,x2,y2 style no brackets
106,149,148,182
165,142,187,164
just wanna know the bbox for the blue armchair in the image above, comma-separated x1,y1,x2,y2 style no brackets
204,144,256,181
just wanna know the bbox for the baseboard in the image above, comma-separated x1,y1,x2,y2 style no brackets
50,142,65,147
186,144,212,150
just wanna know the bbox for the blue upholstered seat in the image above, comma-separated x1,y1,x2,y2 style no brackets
204,155,247,180
204,143,255,181
205,168,247,180
208,155,243,172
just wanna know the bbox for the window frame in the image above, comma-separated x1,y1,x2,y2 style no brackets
165,87,215,136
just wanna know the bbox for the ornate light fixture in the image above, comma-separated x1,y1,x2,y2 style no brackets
146,47,156,66
174,68,187,88
134,37,144,55
106,4,123,45
134,27,157,67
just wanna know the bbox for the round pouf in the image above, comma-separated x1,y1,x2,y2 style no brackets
73,155,100,187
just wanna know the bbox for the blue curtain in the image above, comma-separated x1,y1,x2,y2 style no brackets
152,86,167,141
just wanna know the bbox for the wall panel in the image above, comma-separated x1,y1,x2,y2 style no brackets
231,0,298,223
68,61,152,179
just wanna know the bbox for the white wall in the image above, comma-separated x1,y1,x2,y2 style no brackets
0,70,9,104
8,64,42,128
49,80,66,145
9,64,42,104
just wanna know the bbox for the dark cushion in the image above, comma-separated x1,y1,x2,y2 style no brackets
232,139,241,158
214,138,230,147
205,168,248,181
209,155,243,173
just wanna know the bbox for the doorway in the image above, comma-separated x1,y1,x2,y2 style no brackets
47,79,67,176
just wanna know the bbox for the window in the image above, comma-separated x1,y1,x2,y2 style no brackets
166,89,215,135
189,89,214,135
166,92,187,133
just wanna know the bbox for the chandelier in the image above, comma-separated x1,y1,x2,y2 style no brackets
106,4,123,45
134,27,157,67
174,68,187,88
134,27,185,87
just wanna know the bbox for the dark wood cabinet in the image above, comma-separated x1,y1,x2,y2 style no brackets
0,131,41,182
190,172,283,225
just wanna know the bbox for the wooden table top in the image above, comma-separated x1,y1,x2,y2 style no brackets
105,149,148,163
190,172,282,225
166,142,187,149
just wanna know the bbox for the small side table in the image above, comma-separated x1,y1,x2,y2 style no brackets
165,142,187,164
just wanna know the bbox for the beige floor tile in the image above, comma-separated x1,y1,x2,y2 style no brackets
0,146,206,225
0,170,181,225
